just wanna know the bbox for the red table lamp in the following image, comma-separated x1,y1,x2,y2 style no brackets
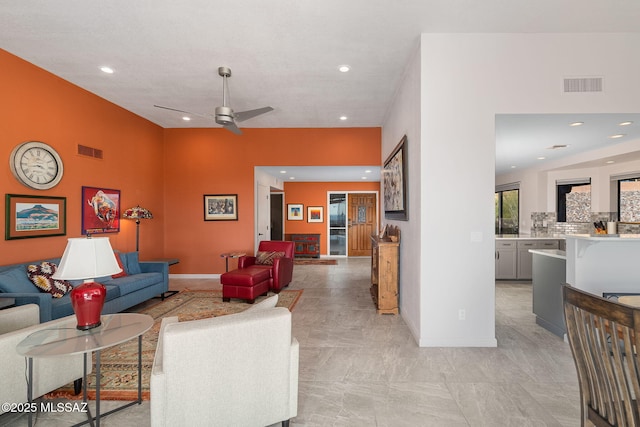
53,237,122,330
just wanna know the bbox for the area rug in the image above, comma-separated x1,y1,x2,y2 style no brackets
294,258,337,265
46,289,303,401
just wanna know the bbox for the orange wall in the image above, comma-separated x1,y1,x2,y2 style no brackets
1,49,382,273
283,181,381,253
0,49,165,264
162,128,381,273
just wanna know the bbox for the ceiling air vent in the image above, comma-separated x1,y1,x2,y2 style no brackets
563,77,603,93
77,144,103,159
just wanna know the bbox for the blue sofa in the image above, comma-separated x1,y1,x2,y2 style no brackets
0,252,168,323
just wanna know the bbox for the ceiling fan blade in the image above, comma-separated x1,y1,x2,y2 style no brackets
153,105,212,119
234,106,274,122
224,121,243,135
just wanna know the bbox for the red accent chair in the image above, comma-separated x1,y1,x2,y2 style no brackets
242,240,295,292
221,241,294,303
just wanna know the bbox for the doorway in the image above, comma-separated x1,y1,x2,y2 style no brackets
270,192,284,240
328,191,378,256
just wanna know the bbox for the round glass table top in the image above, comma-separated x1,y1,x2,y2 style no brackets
17,313,154,357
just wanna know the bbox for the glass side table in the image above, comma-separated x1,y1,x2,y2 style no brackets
17,313,153,427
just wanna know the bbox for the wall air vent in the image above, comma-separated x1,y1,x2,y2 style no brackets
563,77,603,93
77,144,103,159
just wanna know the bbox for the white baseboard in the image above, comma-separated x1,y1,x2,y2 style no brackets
169,274,220,279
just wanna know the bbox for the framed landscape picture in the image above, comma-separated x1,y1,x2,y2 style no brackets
383,135,408,220
5,194,67,240
204,194,238,221
287,204,303,221
82,186,121,235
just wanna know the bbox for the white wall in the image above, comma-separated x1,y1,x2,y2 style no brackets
381,43,422,340
389,32,640,347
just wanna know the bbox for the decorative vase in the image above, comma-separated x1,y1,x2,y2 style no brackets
70,281,106,330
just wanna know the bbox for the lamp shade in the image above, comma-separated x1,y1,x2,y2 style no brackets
122,206,153,221
53,237,122,280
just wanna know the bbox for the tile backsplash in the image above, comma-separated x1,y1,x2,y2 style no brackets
530,211,639,235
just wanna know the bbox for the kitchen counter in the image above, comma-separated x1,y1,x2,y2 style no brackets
566,234,640,297
528,249,566,260
566,233,640,240
531,250,567,337
495,234,566,240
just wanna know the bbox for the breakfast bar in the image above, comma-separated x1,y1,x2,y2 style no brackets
565,234,640,297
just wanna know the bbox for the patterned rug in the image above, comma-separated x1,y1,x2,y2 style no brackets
46,289,303,401
294,258,337,265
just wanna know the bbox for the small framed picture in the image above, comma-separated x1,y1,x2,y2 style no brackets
287,204,304,221
307,206,323,223
204,194,238,221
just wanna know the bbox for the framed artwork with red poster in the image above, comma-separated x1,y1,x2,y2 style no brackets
82,186,121,235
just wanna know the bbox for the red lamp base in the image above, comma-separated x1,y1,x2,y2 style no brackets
70,281,106,330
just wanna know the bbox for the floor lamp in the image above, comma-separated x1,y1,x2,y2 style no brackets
122,205,153,252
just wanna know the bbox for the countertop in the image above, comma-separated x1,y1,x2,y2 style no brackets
495,234,565,240
528,249,567,260
565,234,640,240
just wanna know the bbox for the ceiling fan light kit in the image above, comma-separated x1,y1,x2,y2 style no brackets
154,66,273,135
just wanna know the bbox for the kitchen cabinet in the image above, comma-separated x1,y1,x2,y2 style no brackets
517,240,560,280
495,240,517,279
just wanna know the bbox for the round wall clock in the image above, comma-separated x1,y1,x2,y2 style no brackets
9,141,64,190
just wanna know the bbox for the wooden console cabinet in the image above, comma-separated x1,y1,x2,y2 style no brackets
290,234,320,258
370,227,399,315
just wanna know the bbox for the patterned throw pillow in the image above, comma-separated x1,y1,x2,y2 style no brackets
26,262,73,298
255,251,286,266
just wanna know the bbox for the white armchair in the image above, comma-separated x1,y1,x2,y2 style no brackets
0,304,87,414
150,295,299,427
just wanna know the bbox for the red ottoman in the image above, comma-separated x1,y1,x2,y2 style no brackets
220,266,272,304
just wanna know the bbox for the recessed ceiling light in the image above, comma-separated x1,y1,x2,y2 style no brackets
365,170,372,173
537,156,546,160
280,170,287,174
619,121,634,126
606,160,615,164
339,116,347,121
182,116,191,121
289,177,295,180
511,165,517,169
100,66,114,74
361,177,367,180
338,65,350,73
610,134,626,139
569,121,584,127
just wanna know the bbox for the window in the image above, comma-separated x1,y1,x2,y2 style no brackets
495,183,519,234
556,179,591,222
618,176,640,222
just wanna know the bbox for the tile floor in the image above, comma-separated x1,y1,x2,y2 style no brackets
0,258,580,426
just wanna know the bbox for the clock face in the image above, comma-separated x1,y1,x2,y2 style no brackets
10,141,64,190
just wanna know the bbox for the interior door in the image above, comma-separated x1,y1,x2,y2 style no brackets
256,183,270,248
348,193,377,256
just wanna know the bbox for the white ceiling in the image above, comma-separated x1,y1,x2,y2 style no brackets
257,166,381,183
2,1,640,180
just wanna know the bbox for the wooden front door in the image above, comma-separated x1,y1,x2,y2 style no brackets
348,193,377,256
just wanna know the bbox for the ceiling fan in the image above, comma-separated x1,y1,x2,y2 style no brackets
154,66,273,135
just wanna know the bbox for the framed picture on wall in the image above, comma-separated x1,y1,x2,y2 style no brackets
307,206,323,223
204,194,238,221
5,194,67,240
383,135,408,220
82,186,121,235
287,204,304,220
